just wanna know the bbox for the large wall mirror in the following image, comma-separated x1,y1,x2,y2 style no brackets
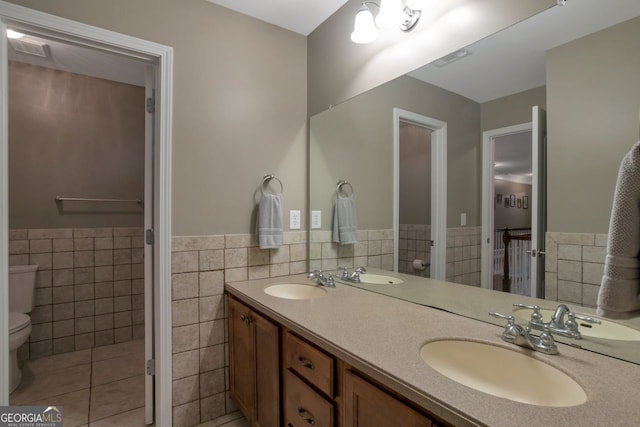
309,0,640,364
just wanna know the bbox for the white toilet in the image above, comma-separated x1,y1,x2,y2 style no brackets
8,264,38,393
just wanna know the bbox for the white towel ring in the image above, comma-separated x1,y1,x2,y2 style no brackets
262,174,283,194
336,180,353,197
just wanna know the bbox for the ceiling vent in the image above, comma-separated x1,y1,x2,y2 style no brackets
431,48,471,68
9,37,50,58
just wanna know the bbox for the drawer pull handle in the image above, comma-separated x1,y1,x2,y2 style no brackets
297,356,315,370
240,314,251,324
297,407,316,425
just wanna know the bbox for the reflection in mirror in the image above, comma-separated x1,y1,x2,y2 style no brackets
398,122,433,277
309,1,640,364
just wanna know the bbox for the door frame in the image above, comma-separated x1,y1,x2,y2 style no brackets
480,122,532,290
393,108,447,279
0,2,173,425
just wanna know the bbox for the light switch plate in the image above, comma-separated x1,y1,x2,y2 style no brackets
311,210,322,229
290,210,301,229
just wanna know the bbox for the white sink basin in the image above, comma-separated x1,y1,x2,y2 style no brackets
420,340,586,407
359,273,404,285
513,308,640,341
264,284,328,300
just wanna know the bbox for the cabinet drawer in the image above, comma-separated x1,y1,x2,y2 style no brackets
285,369,334,427
285,331,334,396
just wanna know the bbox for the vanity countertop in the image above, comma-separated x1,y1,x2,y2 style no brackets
226,274,640,427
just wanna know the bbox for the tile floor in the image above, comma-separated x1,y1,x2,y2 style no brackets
10,339,146,426
196,412,249,427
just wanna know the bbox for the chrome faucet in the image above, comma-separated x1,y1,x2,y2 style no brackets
339,266,366,283
489,312,559,355
307,270,335,287
514,303,601,340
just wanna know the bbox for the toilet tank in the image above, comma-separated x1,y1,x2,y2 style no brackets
9,264,38,314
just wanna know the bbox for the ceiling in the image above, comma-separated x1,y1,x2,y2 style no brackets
494,132,533,184
207,0,349,36
409,0,640,103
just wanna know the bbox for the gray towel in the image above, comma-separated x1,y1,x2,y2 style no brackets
333,196,358,244
256,193,283,249
597,141,640,319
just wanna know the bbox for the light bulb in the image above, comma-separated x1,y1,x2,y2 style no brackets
351,6,378,44
376,0,404,29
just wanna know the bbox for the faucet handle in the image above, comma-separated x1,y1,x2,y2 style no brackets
513,303,544,323
489,311,515,325
570,312,601,324
355,267,366,273
326,272,335,286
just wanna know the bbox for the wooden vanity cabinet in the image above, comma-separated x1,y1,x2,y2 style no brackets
228,297,280,427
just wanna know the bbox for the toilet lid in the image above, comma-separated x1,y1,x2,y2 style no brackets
9,312,30,334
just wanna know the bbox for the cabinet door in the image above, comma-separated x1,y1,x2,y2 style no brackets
229,298,256,423
343,370,432,427
254,309,281,427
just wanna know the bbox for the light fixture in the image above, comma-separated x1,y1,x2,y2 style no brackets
351,4,379,44
351,1,422,44
6,29,25,39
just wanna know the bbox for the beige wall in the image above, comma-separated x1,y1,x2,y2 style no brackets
9,62,145,229
399,124,431,224
547,17,640,233
9,0,308,236
310,75,480,231
308,0,556,116
480,86,546,131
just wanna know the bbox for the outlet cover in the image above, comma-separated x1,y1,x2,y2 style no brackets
311,210,322,229
290,210,301,229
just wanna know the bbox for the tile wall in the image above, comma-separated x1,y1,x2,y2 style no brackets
308,229,394,272
445,226,482,287
170,229,392,426
8,228,145,361
544,231,607,307
398,224,432,277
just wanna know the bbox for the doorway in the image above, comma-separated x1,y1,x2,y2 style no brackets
0,3,173,426
393,108,447,280
481,106,547,298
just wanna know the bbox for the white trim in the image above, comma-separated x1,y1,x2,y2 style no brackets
530,106,546,299
480,122,532,290
393,108,447,280
0,3,173,425
144,66,155,425
0,18,9,407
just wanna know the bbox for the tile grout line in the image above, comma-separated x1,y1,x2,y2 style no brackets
87,347,94,426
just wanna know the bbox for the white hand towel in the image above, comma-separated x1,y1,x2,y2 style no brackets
333,195,358,245
597,141,640,319
256,193,283,249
